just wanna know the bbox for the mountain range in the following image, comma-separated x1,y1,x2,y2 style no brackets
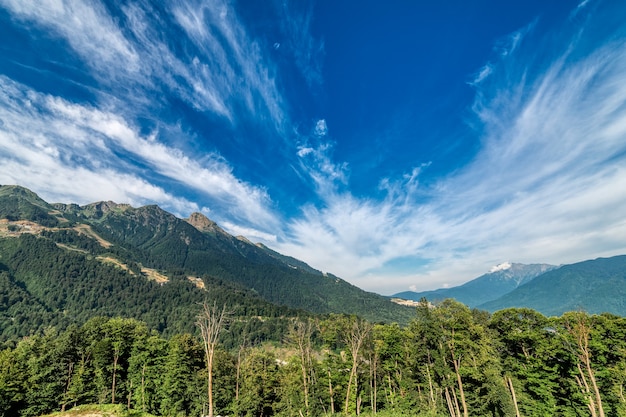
0,184,413,342
393,262,557,307
394,256,626,317
1,184,625,344
479,255,626,316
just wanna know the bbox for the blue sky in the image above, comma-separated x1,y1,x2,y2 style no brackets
1,0,626,295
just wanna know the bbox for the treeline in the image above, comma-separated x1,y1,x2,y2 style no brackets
2,301,626,417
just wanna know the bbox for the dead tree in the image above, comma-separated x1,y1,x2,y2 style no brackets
344,318,372,415
196,301,230,417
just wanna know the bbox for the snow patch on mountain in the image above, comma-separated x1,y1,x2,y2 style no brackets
490,262,512,273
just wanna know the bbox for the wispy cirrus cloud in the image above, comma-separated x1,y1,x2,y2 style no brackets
1,0,286,127
0,0,287,237
0,76,279,235
171,0,286,130
120,1,233,118
295,119,352,199
276,4,626,293
274,0,325,89
0,0,140,77
470,21,536,85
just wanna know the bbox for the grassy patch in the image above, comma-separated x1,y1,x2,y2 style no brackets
40,404,159,417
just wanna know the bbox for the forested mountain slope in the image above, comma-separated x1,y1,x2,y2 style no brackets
0,185,412,342
479,255,626,316
0,231,303,344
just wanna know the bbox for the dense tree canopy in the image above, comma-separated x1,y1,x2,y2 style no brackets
1,306,626,417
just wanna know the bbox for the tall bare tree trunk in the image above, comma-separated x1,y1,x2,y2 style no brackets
444,387,458,417
344,319,372,415
575,364,597,417
111,347,119,404
426,355,436,410
288,319,313,416
506,376,521,417
450,351,468,417
328,370,335,414
568,314,605,417
141,363,146,412
345,354,359,415
196,301,229,417
584,345,605,417
370,351,377,414
236,344,244,401
450,380,462,417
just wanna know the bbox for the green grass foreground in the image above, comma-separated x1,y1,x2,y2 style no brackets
40,405,444,417
40,404,159,417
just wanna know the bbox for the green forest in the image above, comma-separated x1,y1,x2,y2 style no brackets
2,300,625,417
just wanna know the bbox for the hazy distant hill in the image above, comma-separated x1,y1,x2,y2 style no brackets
478,255,626,316
0,185,412,341
393,262,556,307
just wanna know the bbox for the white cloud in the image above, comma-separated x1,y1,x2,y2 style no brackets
470,22,535,86
220,221,278,243
296,141,349,196
314,119,328,137
274,8,626,294
275,0,324,89
0,76,279,230
573,0,592,15
495,22,535,58
0,0,140,79
171,0,286,130
470,64,493,85
1,0,287,128
297,147,314,157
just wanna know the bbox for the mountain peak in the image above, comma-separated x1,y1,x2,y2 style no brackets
236,235,253,245
80,200,132,218
85,201,121,212
0,184,50,206
186,212,225,234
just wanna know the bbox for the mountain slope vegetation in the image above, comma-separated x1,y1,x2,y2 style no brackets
0,185,411,342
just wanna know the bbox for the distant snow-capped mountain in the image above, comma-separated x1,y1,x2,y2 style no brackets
478,255,626,316
393,263,557,307
490,262,512,273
